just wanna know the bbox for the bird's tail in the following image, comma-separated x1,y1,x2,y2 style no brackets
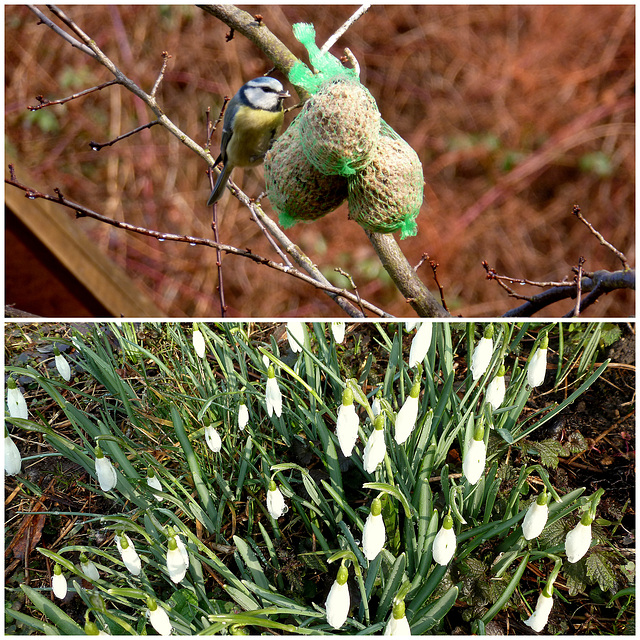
207,163,233,205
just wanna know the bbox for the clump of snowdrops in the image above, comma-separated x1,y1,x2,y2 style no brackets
4,321,623,635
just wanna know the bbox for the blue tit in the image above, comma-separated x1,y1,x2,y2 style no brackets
207,76,290,205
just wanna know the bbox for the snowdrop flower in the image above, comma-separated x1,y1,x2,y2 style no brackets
527,335,549,388
265,365,283,418
147,468,163,501
408,321,432,368
371,394,382,417
363,414,386,473
524,590,554,633
362,497,386,560
325,563,350,629
7,377,28,419
115,532,142,576
147,598,172,636
565,512,593,563
331,322,346,344
522,491,549,540
204,422,222,453
79,553,100,581
384,600,411,636
192,325,206,359
51,564,67,599
54,347,71,381
95,446,117,492
486,364,506,410
404,321,418,332
471,325,494,380
462,421,486,485
336,387,359,457
5,432,22,476
267,480,286,519
394,380,420,445
286,321,305,353
238,403,249,430
433,512,456,565
166,535,188,583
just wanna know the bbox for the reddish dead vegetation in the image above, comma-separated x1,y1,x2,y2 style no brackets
5,5,634,317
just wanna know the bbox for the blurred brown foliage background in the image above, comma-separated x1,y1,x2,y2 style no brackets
5,5,635,317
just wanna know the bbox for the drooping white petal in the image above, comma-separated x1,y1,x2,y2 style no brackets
80,558,100,581
238,404,249,430
204,424,222,453
193,330,206,359
336,402,359,457
5,435,22,476
175,535,189,569
266,376,283,418
116,533,142,576
286,321,305,353
362,512,386,560
527,348,548,388
486,374,506,410
331,322,346,344
95,454,117,492
7,384,28,419
522,500,549,540
147,473,163,501
394,395,419,445
325,579,350,629
363,428,386,473
408,322,432,368
384,613,411,636
52,571,67,599
148,604,172,636
267,484,286,519
55,353,71,381
524,592,554,632
166,542,188,584
462,438,487,485
565,521,592,563
471,337,494,380
432,518,457,565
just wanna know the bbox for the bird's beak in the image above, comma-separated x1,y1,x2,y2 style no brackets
279,90,291,100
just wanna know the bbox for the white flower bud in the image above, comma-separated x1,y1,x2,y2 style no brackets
363,417,386,473
266,367,283,417
7,378,28,419
408,321,432,368
565,515,592,563
486,367,506,410
362,498,385,560
204,423,222,453
147,599,172,636
95,448,117,492
267,481,286,519
433,513,456,565
286,321,305,353
116,533,141,576
471,336,494,381
336,388,359,457
331,322,346,344
527,346,548,388
54,351,71,381
462,433,486,485
384,601,411,636
147,470,163,501
166,536,188,584
325,564,350,629
524,591,554,632
80,555,100,581
394,382,420,445
238,403,249,430
192,328,206,359
5,434,22,476
51,565,67,599
522,493,549,540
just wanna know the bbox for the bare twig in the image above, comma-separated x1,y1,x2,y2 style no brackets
573,256,586,316
573,204,630,270
89,121,160,151
5,170,382,317
151,51,171,99
320,4,372,53
28,80,118,111
334,268,366,317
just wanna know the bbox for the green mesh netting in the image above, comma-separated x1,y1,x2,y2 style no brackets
264,117,348,228
267,22,423,237
347,122,422,239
